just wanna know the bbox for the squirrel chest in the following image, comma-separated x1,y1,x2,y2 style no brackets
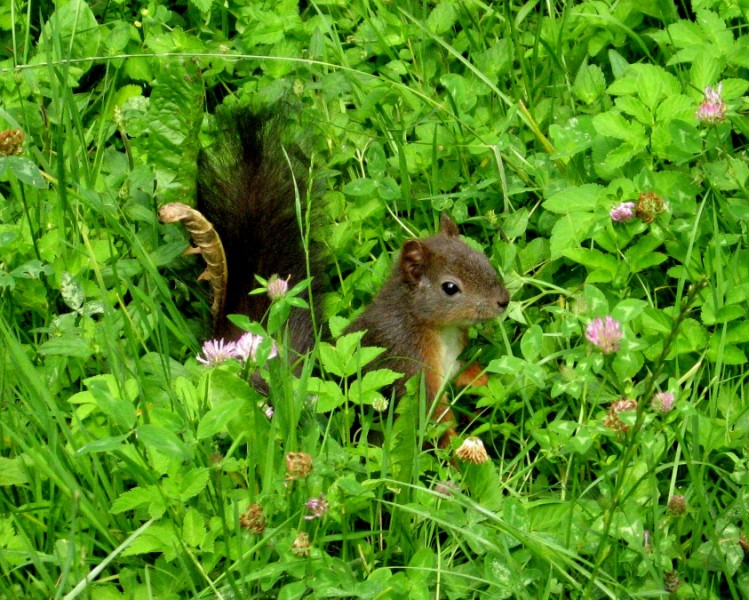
428,325,466,388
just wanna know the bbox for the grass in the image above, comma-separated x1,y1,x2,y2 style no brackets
1,0,749,598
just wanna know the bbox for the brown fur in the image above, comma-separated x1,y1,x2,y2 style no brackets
347,214,510,444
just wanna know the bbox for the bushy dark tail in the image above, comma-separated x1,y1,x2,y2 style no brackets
196,108,324,355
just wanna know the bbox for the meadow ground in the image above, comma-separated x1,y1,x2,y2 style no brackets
1,1,748,598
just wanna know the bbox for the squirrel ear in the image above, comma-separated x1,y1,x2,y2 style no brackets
400,239,431,284
439,213,460,237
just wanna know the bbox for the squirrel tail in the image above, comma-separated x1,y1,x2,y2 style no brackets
195,108,324,355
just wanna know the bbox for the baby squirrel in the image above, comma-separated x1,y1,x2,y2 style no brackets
160,109,510,444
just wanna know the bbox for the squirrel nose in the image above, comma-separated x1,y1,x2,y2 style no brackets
497,289,510,310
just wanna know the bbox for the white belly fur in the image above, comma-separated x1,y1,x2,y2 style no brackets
439,326,465,384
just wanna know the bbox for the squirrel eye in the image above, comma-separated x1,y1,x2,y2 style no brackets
441,281,461,296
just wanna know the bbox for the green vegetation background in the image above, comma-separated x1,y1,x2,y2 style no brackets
1,0,748,598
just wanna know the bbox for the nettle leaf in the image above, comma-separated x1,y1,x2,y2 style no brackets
607,64,680,112
146,59,203,205
549,116,596,161
308,377,345,413
111,486,159,514
169,468,210,502
562,248,618,282
182,508,207,548
626,235,668,273
674,318,708,355
573,63,606,105
549,213,598,261
121,524,175,559
38,337,94,360
197,398,246,440
592,112,648,146
349,369,403,405
0,457,29,486
190,0,213,14
318,332,385,377
614,96,650,126
543,184,604,213
138,424,191,461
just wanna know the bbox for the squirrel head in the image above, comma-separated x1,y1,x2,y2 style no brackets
398,214,510,327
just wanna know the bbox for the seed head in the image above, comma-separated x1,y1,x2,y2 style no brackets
285,452,313,480
636,191,667,223
667,495,687,517
455,436,489,464
664,570,680,594
604,398,638,436
372,395,389,412
239,503,265,535
291,531,311,556
0,129,24,156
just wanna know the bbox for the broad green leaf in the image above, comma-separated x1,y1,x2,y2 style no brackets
343,178,377,198
427,0,457,34
182,508,206,548
1,156,46,188
626,235,667,273
520,325,543,361
121,524,175,558
615,96,651,125
611,299,648,322
573,63,606,104
111,486,158,514
602,142,643,172
549,213,597,260
349,369,403,404
543,184,604,214
76,434,129,456
197,398,246,439
562,248,618,278
146,59,203,205
36,0,100,76
613,349,643,380
309,377,346,413
549,117,596,160
0,457,28,486
37,337,94,359
178,469,210,502
593,112,647,145
60,272,84,312
138,424,191,461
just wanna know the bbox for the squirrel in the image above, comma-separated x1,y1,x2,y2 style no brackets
159,108,510,445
